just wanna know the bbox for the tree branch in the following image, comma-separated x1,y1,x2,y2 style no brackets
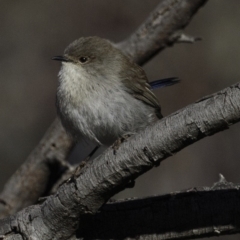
0,80,239,239
0,0,207,218
117,0,207,64
0,119,74,218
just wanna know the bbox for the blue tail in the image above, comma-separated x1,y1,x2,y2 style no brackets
150,77,180,90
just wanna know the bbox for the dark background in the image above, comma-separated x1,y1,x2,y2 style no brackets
1,1,240,239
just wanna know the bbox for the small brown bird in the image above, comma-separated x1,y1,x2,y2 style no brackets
53,36,179,146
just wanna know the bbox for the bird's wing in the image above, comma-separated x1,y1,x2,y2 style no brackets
121,62,162,118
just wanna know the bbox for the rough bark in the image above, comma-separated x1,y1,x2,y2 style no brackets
118,0,207,64
0,0,208,218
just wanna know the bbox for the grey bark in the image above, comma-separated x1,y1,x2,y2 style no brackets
0,80,240,239
118,0,207,64
0,0,208,218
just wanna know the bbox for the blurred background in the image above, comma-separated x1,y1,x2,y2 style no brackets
1,1,240,239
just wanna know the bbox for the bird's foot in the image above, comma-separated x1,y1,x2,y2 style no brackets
112,133,133,155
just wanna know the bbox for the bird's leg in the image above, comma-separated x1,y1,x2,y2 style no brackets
53,146,100,189
84,145,100,161
72,146,100,178
112,133,133,155
67,145,100,182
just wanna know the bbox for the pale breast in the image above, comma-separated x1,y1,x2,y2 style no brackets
57,63,156,145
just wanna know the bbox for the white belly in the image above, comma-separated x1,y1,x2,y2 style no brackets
57,63,156,145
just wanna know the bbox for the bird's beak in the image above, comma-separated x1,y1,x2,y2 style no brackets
52,56,71,62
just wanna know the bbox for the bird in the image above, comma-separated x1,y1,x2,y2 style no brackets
52,36,179,147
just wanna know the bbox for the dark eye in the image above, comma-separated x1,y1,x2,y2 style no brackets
79,57,88,63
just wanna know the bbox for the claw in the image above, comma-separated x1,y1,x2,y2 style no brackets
112,134,133,155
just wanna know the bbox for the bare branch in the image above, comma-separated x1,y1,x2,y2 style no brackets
0,0,207,218
0,80,239,239
0,119,74,218
173,32,202,43
117,0,207,64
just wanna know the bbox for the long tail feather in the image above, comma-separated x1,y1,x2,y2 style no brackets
150,77,180,90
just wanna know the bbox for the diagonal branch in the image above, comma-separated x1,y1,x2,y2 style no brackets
0,80,239,239
0,119,74,217
0,0,208,218
117,0,207,64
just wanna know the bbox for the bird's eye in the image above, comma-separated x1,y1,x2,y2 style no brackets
79,57,88,63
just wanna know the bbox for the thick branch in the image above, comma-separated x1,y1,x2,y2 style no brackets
0,0,207,218
0,81,239,239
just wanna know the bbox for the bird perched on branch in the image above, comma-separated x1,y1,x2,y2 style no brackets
53,36,179,147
